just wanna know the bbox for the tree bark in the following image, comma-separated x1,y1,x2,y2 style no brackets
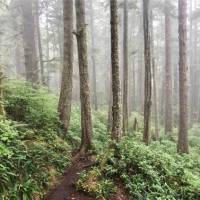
143,0,152,145
0,72,5,116
122,0,128,135
89,0,98,111
110,0,122,142
58,0,74,136
21,0,38,84
164,0,173,135
107,72,113,133
75,0,93,153
45,2,50,88
130,61,136,113
152,59,159,139
178,0,189,154
189,0,193,126
35,0,44,85
150,10,159,140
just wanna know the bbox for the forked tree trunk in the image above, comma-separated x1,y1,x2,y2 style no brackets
143,0,152,145
75,0,93,153
21,0,38,84
110,0,122,142
165,0,173,135
122,0,129,135
58,0,74,136
178,0,189,154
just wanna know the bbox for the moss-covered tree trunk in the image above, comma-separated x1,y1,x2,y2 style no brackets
75,0,93,153
110,0,122,142
143,0,152,145
58,0,74,135
178,0,189,154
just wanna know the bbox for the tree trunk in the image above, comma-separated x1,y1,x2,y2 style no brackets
75,0,93,153
110,0,122,142
89,0,98,111
138,50,144,113
21,0,38,84
107,68,113,133
130,60,136,113
164,0,173,135
138,2,144,114
15,42,24,78
191,0,200,123
0,72,5,116
45,2,50,88
35,0,44,84
150,10,159,140
143,0,152,145
122,0,128,135
178,0,189,154
152,59,159,139
107,81,113,133
58,0,74,136
189,0,193,127
35,0,44,85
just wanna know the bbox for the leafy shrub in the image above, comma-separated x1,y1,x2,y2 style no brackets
128,112,144,133
100,138,200,200
67,107,110,152
76,167,116,200
189,124,200,148
0,119,70,199
93,110,111,152
0,80,72,199
4,81,59,130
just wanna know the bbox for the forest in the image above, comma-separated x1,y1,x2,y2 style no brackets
0,0,200,199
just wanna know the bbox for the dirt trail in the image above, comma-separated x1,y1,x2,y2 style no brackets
45,156,94,200
45,155,132,200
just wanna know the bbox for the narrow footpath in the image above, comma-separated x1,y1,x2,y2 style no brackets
45,156,132,200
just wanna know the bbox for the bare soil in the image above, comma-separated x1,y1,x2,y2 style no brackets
44,155,132,200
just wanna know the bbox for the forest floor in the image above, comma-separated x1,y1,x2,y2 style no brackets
45,154,132,200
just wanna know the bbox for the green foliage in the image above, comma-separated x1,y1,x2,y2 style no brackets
128,112,144,133
0,119,71,199
0,81,71,199
189,124,200,148
4,81,60,130
76,167,116,200
93,109,111,152
2,80,200,200
101,138,200,200
67,107,111,152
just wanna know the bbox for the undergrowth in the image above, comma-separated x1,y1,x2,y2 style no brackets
1,80,200,200
76,167,115,200
0,81,71,199
87,138,200,200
